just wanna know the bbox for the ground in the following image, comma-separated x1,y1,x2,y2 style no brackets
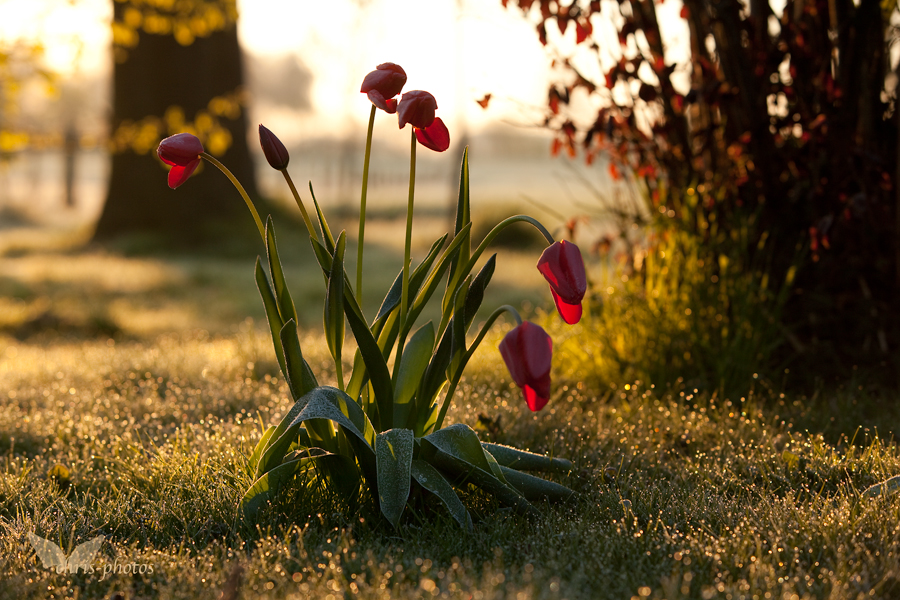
1,222,900,600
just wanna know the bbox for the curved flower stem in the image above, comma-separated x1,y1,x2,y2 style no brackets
280,169,317,241
357,105,377,304
436,216,554,339
393,128,417,380
201,152,266,242
432,304,522,432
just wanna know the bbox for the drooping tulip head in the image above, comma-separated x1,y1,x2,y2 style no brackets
397,90,437,130
537,240,587,324
157,133,204,189
360,62,407,99
258,124,290,170
499,321,553,412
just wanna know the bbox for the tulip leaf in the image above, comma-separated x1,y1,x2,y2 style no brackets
375,428,414,528
481,443,574,473
308,181,335,254
241,452,358,521
255,258,287,379
422,424,494,478
442,149,472,318
421,426,536,516
410,459,472,531
393,322,435,429
265,216,299,327
241,456,311,520
247,425,276,476
324,232,347,385
280,320,318,400
256,394,317,480
288,386,378,485
403,222,473,339
496,465,574,502
464,254,496,331
280,319,336,451
448,276,471,381
416,324,453,432
374,234,447,327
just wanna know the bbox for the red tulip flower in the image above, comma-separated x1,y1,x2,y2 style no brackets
537,240,587,324
360,62,407,99
397,91,450,152
259,124,290,170
157,133,203,189
499,321,553,412
397,90,437,129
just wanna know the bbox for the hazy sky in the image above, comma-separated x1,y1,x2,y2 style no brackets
0,0,690,140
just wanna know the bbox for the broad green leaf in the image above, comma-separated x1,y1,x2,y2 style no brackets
309,181,335,254
481,443,574,473
255,258,287,378
403,222,472,339
416,327,452,432
281,320,334,451
247,425,276,475
374,235,447,326
423,447,536,516
280,320,318,400
393,322,435,429
265,216,299,327
463,254,496,331
497,465,574,502
288,386,378,485
324,232,347,382
410,459,472,531
442,149,472,318
422,424,495,480
256,395,316,479
289,387,376,448
241,452,358,521
241,456,311,520
862,475,900,499
308,236,395,430
375,428,414,528
421,424,538,515
448,276,471,381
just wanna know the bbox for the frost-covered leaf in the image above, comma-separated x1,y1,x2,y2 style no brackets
410,460,472,531
482,443,573,473
375,428,414,528
498,465,574,501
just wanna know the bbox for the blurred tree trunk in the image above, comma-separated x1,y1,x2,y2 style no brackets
93,0,259,244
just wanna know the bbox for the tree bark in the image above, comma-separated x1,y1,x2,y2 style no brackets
93,2,259,244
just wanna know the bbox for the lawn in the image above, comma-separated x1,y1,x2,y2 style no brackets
1,222,900,600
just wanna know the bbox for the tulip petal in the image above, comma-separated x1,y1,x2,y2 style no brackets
523,385,549,412
415,117,450,152
367,90,398,114
398,90,437,129
158,133,204,167
167,159,200,189
550,287,583,325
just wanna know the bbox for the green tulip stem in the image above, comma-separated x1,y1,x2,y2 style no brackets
201,152,265,242
280,169,318,241
394,128,417,381
357,105,377,305
433,304,522,431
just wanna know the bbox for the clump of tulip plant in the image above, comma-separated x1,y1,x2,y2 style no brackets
156,63,587,529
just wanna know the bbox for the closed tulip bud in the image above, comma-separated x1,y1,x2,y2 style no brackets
537,240,587,324
258,124,290,170
499,321,553,411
